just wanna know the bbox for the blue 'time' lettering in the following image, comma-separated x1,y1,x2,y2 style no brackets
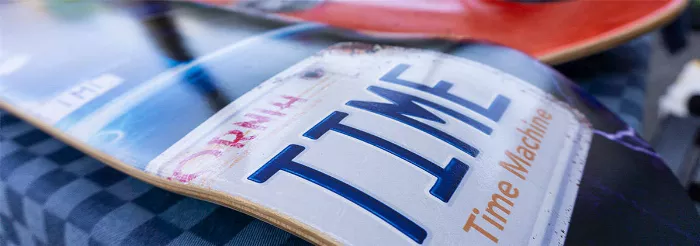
247,63,512,244
248,144,428,244
347,86,486,157
304,111,469,203
380,63,510,122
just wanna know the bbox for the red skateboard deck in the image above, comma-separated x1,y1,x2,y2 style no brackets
195,0,687,64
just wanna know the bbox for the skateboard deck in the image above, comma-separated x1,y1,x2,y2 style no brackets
1,1,699,245
192,0,687,64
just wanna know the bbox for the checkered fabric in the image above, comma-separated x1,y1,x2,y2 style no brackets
0,112,311,246
556,36,652,133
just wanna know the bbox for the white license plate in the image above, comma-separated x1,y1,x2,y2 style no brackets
147,43,592,245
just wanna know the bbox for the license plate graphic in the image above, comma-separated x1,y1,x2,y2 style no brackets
147,43,592,245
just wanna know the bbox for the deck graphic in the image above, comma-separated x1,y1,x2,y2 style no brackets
147,44,592,245
36,74,123,124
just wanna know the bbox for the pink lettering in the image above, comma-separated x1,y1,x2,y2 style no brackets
258,109,285,116
233,114,270,130
272,95,306,110
170,149,221,183
207,130,256,148
171,95,307,182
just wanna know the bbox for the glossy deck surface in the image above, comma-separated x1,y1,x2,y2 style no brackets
198,0,687,64
0,2,698,244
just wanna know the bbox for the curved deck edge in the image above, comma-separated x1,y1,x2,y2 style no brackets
0,100,339,246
